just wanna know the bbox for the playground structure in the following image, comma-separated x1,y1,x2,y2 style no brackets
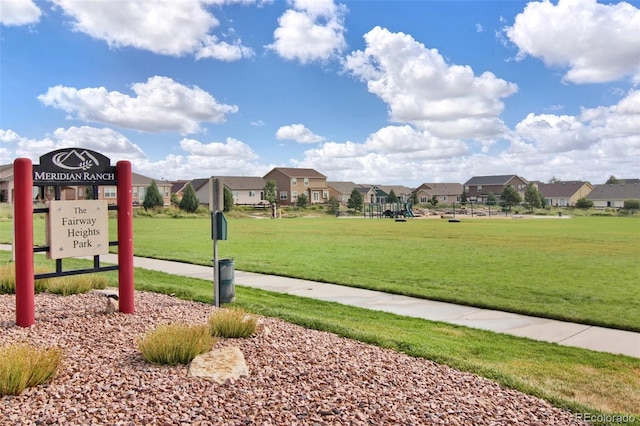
364,200,414,219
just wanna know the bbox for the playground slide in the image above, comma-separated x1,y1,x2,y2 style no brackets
405,208,414,217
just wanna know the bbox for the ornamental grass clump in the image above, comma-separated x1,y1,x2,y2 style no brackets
0,343,62,396
46,274,109,296
208,307,258,338
137,323,216,365
0,263,53,294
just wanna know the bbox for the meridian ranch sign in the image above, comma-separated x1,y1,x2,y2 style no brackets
13,148,134,327
33,149,117,185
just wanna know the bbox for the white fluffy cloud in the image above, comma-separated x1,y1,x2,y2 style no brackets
38,76,238,134
266,0,347,63
275,124,325,143
0,126,146,163
131,136,265,180
0,0,40,26
344,27,517,139
505,0,640,84
48,0,254,60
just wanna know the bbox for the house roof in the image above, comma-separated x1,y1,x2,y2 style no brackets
220,176,265,190
264,167,327,179
327,181,362,194
536,181,592,198
377,185,414,196
464,175,526,186
414,183,463,196
171,180,190,194
131,172,170,186
586,183,640,200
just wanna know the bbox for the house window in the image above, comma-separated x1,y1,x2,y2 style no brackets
249,191,256,198
104,186,117,198
313,192,319,202
443,196,448,202
477,185,482,193
291,178,297,185
420,196,428,203
292,191,298,200
323,190,328,199
304,178,309,186
280,191,288,200
232,191,239,199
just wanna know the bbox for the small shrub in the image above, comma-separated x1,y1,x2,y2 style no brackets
137,323,216,365
208,307,258,338
0,263,53,294
0,343,62,396
46,274,110,295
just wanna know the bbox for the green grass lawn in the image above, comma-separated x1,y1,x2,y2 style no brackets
2,215,639,331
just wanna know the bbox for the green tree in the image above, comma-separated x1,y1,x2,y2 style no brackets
539,192,547,209
263,180,277,205
523,183,542,212
387,189,398,204
179,182,199,213
296,193,308,208
460,190,469,205
575,197,593,209
143,180,164,211
347,189,363,212
84,186,94,200
223,187,234,212
429,195,438,206
486,192,497,205
605,175,619,184
549,176,561,183
623,199,640,211
326,196,340,214
500,185,521,212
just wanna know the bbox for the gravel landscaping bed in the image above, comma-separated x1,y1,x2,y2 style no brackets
1,291,585,425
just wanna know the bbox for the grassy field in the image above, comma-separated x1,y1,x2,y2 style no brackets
2,214,639,331
1,251,638,424
2,211,640,424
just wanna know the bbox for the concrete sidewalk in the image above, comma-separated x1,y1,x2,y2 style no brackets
2,245,638,358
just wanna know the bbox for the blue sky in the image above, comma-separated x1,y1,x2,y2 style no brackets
1,0,639,187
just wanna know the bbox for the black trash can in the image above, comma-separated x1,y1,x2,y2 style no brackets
218,258,235,303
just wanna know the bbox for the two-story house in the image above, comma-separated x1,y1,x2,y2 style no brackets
413,183,463,204
463,175,529,204
263,168,329,205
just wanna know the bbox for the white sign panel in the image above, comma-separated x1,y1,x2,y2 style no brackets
47,200,109,259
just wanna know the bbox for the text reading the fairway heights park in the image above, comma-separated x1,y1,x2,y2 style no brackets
47,200,109,259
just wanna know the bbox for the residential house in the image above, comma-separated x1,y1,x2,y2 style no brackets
536,181,593,207
327,181,361,204
377,185,414,202
129,173,172,206
586,183,640,209
221,176,266,205
0,164,14,203
263,168,329,205
413,183,463,205
355,186,378,205
463,175,529,203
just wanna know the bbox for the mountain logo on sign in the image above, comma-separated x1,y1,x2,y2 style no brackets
52,150,100,171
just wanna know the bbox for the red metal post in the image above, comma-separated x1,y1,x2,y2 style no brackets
14,158,35,327
116,161,134,313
